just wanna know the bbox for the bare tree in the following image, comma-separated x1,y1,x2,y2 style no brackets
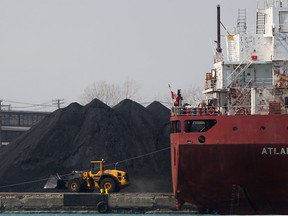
181,86,205,106
122,79,140,99
80,79,140,107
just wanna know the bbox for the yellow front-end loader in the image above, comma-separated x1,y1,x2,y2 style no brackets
44,159,129,193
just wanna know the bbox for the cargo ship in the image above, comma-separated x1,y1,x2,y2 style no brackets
170,0,288,214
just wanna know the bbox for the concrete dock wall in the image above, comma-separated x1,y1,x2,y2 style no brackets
0,193,196,213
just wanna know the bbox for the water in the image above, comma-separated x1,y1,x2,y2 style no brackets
0,214,195,216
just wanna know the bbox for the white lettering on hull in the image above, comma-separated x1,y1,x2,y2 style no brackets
262,147,288,155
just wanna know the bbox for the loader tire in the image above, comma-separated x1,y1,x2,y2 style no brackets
68,178,82,192
100,178,115,193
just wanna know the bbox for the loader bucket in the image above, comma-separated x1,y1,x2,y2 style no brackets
44,174,66,189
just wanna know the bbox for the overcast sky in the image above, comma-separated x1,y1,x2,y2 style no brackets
0,0,258,110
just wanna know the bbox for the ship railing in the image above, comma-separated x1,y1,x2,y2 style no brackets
171,104,288,116
171,105,236,116
231,105,288,115
227,105,251,115
254,78,273,87
171,106,221,116
258,0,288,9
171,105,247,116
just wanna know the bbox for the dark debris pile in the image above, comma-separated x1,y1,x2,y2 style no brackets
0,99,172,192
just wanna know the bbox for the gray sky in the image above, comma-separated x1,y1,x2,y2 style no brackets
0,0,257,110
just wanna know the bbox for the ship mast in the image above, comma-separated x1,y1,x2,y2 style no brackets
215,5,223,63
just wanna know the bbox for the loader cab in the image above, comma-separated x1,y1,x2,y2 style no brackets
91,160,104,175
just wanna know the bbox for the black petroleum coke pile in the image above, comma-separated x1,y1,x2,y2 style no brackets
0,99,172,192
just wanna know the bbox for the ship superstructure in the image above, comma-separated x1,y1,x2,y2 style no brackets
204,0,288,115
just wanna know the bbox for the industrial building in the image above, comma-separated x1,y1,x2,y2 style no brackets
0,110,50,146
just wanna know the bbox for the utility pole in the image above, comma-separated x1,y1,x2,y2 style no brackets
0,100,11,147
0,100,2,147
52,99,64,109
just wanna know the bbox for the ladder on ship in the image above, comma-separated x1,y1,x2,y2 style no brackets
227,61,253,87
230,184,241,214
256,11,265,34
237,9,247,34
232,79,253,106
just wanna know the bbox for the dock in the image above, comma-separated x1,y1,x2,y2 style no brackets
0,192,197,214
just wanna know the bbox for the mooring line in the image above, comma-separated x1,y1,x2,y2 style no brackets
105,146,171,167
0,177,54,189
0,146,171,189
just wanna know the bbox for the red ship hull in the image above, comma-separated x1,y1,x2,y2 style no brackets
170,114,288,214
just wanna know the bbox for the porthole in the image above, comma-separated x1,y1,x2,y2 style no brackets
198,135,206,143
233,126,238,131
260,126,266,131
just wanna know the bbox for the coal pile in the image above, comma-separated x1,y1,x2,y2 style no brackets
0,99,172,192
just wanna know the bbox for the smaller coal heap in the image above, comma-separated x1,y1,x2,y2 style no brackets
0,99,172,192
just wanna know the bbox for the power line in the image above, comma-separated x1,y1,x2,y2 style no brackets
1,99,66,112
3,99,53,107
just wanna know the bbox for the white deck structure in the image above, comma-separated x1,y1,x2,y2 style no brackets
204,0,288,115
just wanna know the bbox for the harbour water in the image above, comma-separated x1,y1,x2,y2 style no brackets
0,214,198,216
